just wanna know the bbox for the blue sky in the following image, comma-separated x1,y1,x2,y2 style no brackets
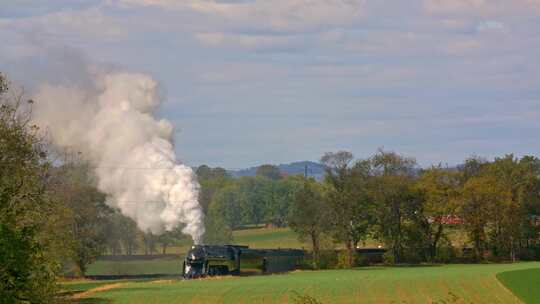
1,0,539,168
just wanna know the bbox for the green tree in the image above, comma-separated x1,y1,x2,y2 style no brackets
264,176,300,227
209,184,244,230
102,211,124,255
237,177,268,226
369,149,417,264
289,178,327,268
460,175,511,260
0,75,59,303
48,164,111,275
321,151,374,267
482,155,540,260
197,165,231,213
157,229,185,254
118,216,139,255
204,210,233,245
256,164,282,180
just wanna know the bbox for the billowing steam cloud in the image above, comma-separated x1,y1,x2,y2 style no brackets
32,71,205,243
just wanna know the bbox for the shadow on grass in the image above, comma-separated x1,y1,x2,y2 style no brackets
345,264,442,271
390,263,443,268
104,287,161,293
73,298,112,304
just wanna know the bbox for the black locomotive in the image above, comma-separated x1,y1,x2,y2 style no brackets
182,245,304,278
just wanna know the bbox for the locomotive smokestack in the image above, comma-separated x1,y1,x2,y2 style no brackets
31,70,205,244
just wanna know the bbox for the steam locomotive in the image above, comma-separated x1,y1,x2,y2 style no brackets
182,245,304,278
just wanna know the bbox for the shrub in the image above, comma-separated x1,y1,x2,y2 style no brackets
382,251,395,265
317,250,338,269
434,239,457,263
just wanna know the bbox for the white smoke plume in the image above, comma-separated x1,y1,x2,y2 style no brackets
32,71,205,244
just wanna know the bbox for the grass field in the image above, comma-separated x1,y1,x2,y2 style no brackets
75,262,540,304
497,268,540,304
86,257,181,276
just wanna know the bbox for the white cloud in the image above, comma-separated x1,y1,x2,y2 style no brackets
119,0,367,32
0,7,126,42
476,20,506,32
423,0,540,16
195,32,302,50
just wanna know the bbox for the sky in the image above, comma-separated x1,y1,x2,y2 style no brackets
1,0,539,169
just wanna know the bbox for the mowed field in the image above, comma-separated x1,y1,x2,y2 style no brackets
69,262,540,304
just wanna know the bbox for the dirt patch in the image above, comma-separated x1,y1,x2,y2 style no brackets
150,279,177,284
72,283,126,299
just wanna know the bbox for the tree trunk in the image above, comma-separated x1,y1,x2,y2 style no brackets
310,230,320,269
162,243,168,254
346,239,354,268
393,202,402,264
431,223,444,261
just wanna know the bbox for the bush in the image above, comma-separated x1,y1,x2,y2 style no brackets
0,225,58,303
435,240,457,263
382,251,395,265
317,250,338,269
518,247,540,261
335,251,350,269
335,250,368,268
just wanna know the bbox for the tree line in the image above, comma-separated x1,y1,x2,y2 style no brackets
289,150,540,268
196,150,540,269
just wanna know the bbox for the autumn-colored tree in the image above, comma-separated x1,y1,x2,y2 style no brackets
460,176,512,260
414,166,460,261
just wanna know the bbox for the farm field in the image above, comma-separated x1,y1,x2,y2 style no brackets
497,268,540,304
87,257,181,276
74,262,540,304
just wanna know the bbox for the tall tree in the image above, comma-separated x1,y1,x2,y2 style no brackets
197,165,232,213
369,149,417,264
460,176,511,260
264,176,300,227
289,178,327,268
48,164,110,275
237,177,268,226
0,75,60,303
414,166,460,261
209,184,244,230
482,155,540,260
321,151,374,267
118,216,139,255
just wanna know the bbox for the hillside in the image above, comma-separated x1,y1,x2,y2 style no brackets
231,161,325,180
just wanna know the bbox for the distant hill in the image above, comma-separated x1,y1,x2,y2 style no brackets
230,161,325,180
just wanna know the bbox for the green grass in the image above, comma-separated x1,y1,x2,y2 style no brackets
86,258,182,276
62,280,122,292
497,268,540,304
80,262,540,304
233,227,307,249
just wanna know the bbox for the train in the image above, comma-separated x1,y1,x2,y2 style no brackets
182,245,305,278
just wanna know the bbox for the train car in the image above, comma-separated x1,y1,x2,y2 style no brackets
182,245,304,278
